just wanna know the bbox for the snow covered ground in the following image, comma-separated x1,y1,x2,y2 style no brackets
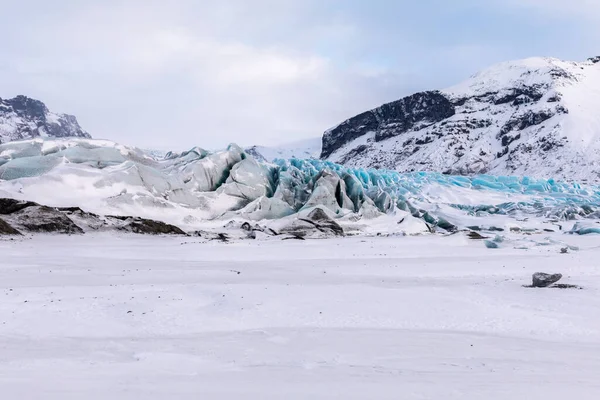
1,233,600,399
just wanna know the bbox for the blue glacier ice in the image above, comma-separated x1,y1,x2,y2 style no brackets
0,138,599,229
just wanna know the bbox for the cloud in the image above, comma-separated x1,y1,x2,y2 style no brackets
0,1,420,150
0,1,596,150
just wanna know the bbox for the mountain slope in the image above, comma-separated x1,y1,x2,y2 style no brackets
246,137,322,162
322,56,600,181
0,95,91,144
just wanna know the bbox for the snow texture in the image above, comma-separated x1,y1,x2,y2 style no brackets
1,234,600,399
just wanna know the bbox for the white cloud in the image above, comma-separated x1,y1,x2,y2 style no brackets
0,1,418,150
1,1,595,151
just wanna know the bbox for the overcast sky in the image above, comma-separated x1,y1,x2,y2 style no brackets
1,1,598,150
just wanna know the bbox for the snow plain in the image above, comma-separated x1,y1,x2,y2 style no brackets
1,233,600,399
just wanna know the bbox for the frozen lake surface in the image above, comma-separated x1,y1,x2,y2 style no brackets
1,233,600,399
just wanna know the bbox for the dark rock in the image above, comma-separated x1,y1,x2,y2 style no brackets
551,284,582,290
302,208,344,236
282,233,306,240
6,205,84,234
0,218,22,235
492,85,545,105
120,218,186,235
321,91,455,158
467,231,489,240
57,206,100,218
532,272,563,288
0,198,186,235
0,198,40,215
498,110,554,139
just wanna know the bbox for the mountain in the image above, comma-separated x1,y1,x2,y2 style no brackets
246,137,322,162
0,95,91,144
322,56,600,181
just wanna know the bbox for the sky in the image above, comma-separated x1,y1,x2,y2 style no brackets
0,0,599,151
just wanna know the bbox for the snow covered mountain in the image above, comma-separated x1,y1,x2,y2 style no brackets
246,137,322,162
0,95,91,144
322,56,600,182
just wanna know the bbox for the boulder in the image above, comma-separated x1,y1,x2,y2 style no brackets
532,272,563,288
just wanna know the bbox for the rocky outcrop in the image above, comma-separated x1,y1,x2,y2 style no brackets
109,216,187,235
0,198,186,235
321,91,454,158
0,95,91,144
0,217,21,235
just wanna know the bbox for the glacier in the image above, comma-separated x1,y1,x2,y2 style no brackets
0,138,599,234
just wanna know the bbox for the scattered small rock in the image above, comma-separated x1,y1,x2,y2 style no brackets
551,284,583,290
467,231,488,240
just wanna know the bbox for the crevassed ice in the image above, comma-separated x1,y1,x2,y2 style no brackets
0,138,598,228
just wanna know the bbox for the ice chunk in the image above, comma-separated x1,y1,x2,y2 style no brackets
569,222,600,235
217,158,275,202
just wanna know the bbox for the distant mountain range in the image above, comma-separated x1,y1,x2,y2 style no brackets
0,95,90,144
245,137,322,162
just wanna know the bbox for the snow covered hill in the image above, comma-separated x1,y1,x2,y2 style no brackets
322,56,600,182
0,95,91,144
246,137,322,162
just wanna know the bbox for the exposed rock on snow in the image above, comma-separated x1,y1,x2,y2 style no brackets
301,207,345,236
322,57,600,182
13,206,84,234
274,207,345,238
0,95,91,144
532,272,563,288
0,217,21,235
107,216,186,235
0,198,186,235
